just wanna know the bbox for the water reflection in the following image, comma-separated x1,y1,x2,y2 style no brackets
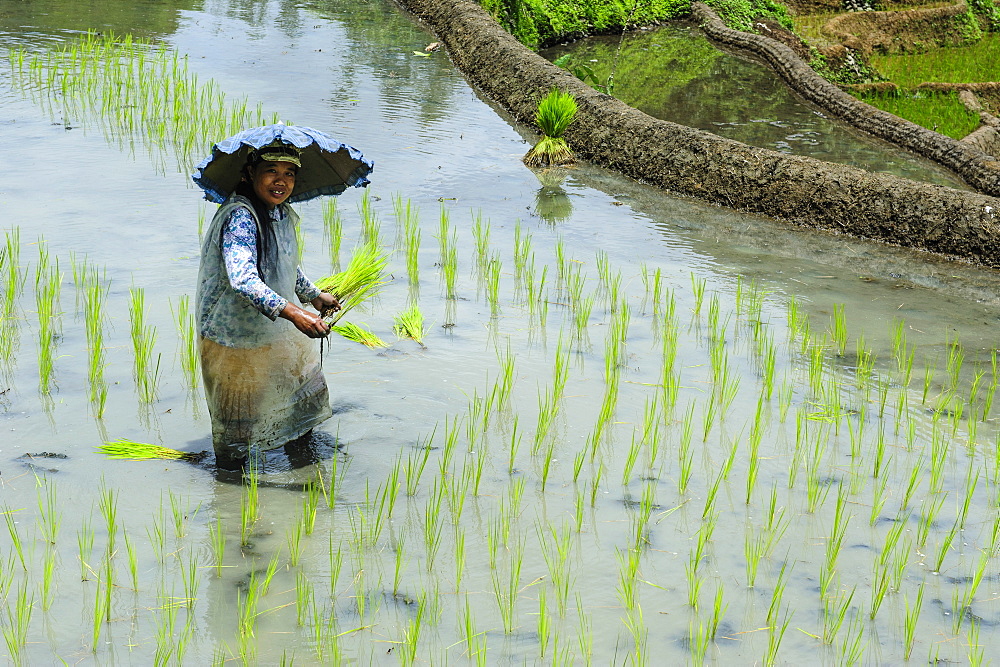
532,167,574,224
0,0,198,42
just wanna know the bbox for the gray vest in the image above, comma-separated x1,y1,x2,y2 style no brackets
196,195,301,348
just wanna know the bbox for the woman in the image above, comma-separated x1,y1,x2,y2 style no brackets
196,141,339,468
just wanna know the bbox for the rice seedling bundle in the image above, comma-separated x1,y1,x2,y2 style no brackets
331,322,389,348
99,438,203,461
393,303,429,346
523,89,577,167
316,241,388,325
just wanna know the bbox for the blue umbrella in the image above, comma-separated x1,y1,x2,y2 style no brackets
192,123,373,204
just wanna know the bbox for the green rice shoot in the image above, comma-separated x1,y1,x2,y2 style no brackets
869,35,1000,87
856,89,980,140
99,438,202,461
316,241,389,325
524,89,578,167
331,322,389,348
393,303,429,346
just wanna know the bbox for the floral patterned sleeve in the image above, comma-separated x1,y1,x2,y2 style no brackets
296,268,322,303
221,207,288,320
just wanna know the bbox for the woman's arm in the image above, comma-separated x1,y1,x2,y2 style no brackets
222,207,332,338
221,207,287,319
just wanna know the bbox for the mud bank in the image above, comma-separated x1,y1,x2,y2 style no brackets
394,0,1000,267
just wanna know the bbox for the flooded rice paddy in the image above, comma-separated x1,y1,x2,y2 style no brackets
3,0,1000,664
542,26,968,189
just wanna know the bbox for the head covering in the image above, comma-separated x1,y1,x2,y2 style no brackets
250,141,302,168
193,123,372,204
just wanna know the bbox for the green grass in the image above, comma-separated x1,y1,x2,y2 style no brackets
870,35,1000,86
856,90,980,139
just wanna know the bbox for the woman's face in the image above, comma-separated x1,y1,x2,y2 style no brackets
249,160,297,209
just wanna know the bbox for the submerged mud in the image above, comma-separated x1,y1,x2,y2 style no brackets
394,0,1000,267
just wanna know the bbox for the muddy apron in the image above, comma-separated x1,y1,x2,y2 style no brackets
196,195,332,457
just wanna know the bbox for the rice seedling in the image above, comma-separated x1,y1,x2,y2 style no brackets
423,486,446,569
946,334,964,391
1,230,24,353
10,31,280,173
903,582,924,659
590,462,604,507
763,605,792,666
328,538,344,600
918,357,938,405
540,439,557,492
78,518,95,580
915,494,948,555
179,549,200,609
744,520,785,588
35,478,60,545
98,483,119,558
34,257,61,393
766,561,791,629
491,534,524,633
485,254,502,316
120,528,139,591
316,241,389,325
685,550,704,609
281,518,304,573
403,206,421,286
129,287,161,402
688,617,710,666
329,321,389,348
358,190,381,246
404,436,432,496
690,273,707,316
320,198,344,272
523,88,577,167
40,545,56,610
471,213,491,276
932,518,961,574
679,408,695,495
207,517,226,578
99,550,113,623
821,585,855,644
399,594,425,665
495,413,521,476
446,470,470,525
3,581,34,663
441,236,459,299
513,222,532,281
91,570,103,651
240,462,261,548
98,438,201,461
170,294,199,390
622,430,643,486
616,547,640,610
393,302,429,346
967,615,985,666
84,272,110,415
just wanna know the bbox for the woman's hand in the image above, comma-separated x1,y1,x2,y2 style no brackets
312,292,341,315
279,302,331,338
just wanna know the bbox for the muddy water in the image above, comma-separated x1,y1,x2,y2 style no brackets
2,0,1000,664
